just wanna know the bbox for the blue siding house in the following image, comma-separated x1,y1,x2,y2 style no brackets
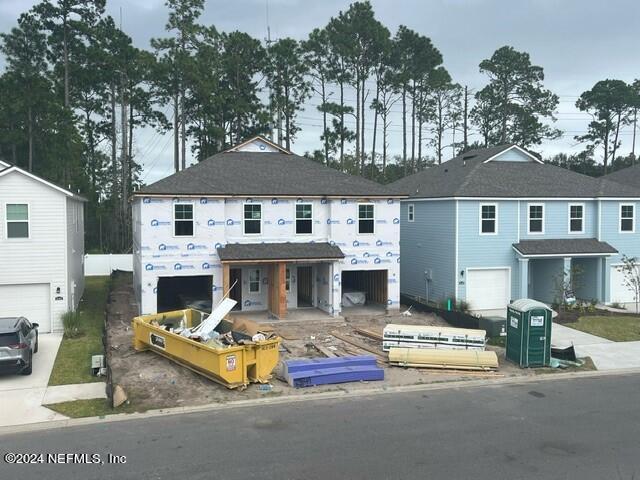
393,145,640,315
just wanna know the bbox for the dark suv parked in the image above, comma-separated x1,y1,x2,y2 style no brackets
0,317,38,375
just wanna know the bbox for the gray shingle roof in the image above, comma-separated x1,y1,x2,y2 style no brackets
603,164,640,189
512,238,618,257
136,151,398,197
389,145,640,199
217,242,345,262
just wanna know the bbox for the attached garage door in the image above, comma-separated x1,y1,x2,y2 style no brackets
466,268,510,311
610,265,635,304
0,284,51,332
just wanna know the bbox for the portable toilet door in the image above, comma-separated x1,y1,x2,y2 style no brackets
505,306,524,365
524,307,552,367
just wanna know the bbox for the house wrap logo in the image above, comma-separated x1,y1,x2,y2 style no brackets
326,218,340,224
351,258,369,265
207,219,222,226
321,198,328,204
386,251,400,257
214,242,224,250
376,239,393,247
243,300,263,308
333,274,340,283
143,197,163,204
374,257,392,264
150,219,171,227
158,243,179,251
271,198,278,204
341,199,347,204
393,218,400,224
387,199,394,204
174,263,195,271
363,252,379,258
187,243,207,250
277,218,293,226
352,240,370,247
200,198,208,204
145,263,167,271
346,218,355,225
212,284,222,292
387,298,400,305
226,219,240,225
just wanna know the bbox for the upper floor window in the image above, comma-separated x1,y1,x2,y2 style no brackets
296,204,313,234
407,204,415,222
620,204,635,233
528,203,544,234
569,204,584,233
173,203,193,237
480,204,497,234
6,204,29,238
244,204,262,235
358,204,375,234
249,269,261,293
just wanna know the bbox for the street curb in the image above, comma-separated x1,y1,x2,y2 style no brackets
2,366,640,437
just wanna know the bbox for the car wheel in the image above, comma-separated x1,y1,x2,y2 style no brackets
22,352,33,376
34,334,39,354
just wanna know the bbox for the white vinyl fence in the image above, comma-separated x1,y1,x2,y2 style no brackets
85,254,133,276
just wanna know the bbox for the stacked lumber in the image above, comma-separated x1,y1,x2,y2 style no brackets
382,324,486,352
284,355,384,388
388,347,498,371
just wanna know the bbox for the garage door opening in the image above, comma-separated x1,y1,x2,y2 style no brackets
341,270,388,309
157,275,212,313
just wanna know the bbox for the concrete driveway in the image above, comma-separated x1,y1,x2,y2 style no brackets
0,333,67,427
552,322,640,371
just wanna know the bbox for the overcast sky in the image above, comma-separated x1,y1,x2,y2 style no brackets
1,0,639,183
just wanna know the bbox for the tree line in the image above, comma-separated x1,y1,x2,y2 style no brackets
0,0,638,252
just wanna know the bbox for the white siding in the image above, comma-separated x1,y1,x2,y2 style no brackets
0,170,70,332
66,198,85,310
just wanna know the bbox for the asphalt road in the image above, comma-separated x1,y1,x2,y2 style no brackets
1,374,639,480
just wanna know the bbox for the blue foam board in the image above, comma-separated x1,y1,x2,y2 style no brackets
285,364,384,388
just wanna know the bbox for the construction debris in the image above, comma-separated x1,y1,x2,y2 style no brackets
112,384,128,407
330,330,387,360
284,355,384,388
383,324,486,352
388,347,499,371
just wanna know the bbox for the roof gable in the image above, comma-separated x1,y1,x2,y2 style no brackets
224,135,291,154
483,145,543,164
0,159,10,169
0,166,87,201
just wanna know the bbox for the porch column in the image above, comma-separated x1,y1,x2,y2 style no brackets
563,257,572,287
222,263,230,296
518,258,529,299
603,257,612,304
596,258,603,303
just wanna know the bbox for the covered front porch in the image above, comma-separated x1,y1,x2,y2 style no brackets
513,238,618,305
218,242,345,320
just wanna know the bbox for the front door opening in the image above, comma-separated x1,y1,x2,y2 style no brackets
229,268,242,310
297,266,314,307
157,275,212,313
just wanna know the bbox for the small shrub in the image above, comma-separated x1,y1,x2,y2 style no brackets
455,300,471,313
588,299,597,313
62,310,84,338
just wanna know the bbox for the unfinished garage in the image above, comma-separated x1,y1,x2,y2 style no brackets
156,275,213,313
341,270,388,308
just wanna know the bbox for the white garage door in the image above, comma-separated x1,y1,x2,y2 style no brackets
610,265,636,304
0,284,51,332
466,268,510,311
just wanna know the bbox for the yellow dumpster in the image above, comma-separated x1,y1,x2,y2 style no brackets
132,309,280,389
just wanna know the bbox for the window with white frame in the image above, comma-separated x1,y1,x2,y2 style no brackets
173,203,194,236
249,269,261,293
528,204,544,234
243,204,262,235
480,204,497,234
569,204,584,233
407,204,415,222
285,268,291,292
296,203,313,234
6,204,29,238
620,204,635,232
358,204,374,234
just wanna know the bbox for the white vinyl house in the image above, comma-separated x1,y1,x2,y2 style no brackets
0,160,86,333
132,136,403,319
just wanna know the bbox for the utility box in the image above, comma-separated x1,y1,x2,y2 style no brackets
479,316,506,338
506,299,552,367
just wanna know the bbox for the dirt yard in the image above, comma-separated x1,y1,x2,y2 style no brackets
106,272,533,413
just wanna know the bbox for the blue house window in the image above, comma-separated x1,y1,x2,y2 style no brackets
528,204,544,234
620,204,635,233
480,204,497,234
569,204,584,233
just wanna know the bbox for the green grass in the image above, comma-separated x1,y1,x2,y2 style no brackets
48,276,110,386
565,315,640,342
486,336,506,347
45,398,145,419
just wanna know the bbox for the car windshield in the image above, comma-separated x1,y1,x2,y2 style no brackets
0,332,19,347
